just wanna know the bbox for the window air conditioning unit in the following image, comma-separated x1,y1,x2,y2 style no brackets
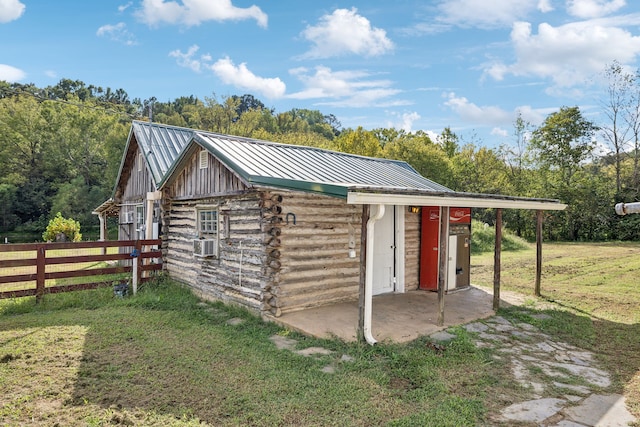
123,212,135,224
193,239,218,258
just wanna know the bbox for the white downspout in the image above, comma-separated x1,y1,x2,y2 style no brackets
365,204,385,345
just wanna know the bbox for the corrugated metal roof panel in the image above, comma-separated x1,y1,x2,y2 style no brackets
193,132,453,195
131,120,193,185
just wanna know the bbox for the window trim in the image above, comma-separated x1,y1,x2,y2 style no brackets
196,207,218,238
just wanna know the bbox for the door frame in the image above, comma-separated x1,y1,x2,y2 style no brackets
372,205,405,294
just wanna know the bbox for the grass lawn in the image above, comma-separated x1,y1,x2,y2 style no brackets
471,241,640,420
0,242,638,426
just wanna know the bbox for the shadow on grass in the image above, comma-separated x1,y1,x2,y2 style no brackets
0,279,498,426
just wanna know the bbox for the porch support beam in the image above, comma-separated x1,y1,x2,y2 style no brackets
437,206,450,326
357,204,370,343
535,210,543,297
493,208,502,311
363,204,385,345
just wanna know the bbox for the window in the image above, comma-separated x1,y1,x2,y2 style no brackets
138,153,144,172
198,209,218,236
136,205,145,239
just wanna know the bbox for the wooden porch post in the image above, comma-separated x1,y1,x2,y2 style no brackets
535,210,543,297
357,204,370,342
437,206,450,326
493,208,502,311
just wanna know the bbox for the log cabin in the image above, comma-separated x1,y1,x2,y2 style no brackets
96,120,566,344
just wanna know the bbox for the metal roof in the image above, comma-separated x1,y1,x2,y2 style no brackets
159,131,453,198
114,121,565,211
130,120,194,185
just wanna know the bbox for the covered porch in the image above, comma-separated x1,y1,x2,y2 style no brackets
273,286,501,343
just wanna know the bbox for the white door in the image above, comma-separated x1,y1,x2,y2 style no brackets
373,206,395,295
447,235,458,291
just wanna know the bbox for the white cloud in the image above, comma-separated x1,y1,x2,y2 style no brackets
399,112,421,133
435,0,544,29
288,66,405,108
538,0,554,12
96,22,137,45
567,0,625,19
483,20,640,90
210,56,286,99
0,64,25,81
118,2,133,13
443,92,512,125
491,127,509,137
44,70,57,79
300,8,393,58
172,47,285,99
135,0,267,28
0,0,25,23
169,45,207,72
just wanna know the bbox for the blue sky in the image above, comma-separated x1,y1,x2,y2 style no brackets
2,0,640,147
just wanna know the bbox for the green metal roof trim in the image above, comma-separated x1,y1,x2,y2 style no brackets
158,130,454,198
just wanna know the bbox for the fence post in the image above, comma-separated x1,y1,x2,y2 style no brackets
132,240,142,294
36,244,45,304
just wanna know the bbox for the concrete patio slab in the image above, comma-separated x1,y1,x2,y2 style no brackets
270,286,496,343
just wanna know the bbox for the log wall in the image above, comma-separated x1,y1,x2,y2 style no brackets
273,191,363,314
162,194,272,312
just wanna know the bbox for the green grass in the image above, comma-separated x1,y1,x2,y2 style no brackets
1,241,639,426
0,275,501,426
471,241,640,420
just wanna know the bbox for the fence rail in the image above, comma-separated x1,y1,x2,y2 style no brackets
0,239,162,301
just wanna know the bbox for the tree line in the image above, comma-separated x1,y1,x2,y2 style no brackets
1,65,639,242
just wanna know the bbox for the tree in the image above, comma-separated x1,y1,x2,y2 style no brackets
600,61,633,196
530,106,598,240
330,127,382,157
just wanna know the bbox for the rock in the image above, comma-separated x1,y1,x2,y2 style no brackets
500,398,565,423
563,394,636,427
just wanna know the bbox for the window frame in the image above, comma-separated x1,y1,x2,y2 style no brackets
197,207,218,238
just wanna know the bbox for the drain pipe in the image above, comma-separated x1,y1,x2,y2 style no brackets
364,204,385,346
615,202,640,216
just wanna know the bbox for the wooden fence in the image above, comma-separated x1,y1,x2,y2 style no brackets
0,239,162,301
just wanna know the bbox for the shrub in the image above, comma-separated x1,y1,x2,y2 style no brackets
42,212,82,242
471,219,529,254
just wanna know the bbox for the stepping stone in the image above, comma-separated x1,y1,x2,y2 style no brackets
517,322,538,331
430,331,456,342
530,313,552,320
269,335,297,350
226,317,244,326
295,347,333,357
321,365,335,374
563,394,636,426
553,382,591,395
500,398,565,423
340,354,355,363
487,316,512,326
554,421,585,427
464,322,489,333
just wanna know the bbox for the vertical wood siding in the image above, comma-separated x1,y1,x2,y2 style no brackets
168,150,248,199
404,210,421,290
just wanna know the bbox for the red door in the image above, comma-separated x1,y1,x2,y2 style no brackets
419,207,440,290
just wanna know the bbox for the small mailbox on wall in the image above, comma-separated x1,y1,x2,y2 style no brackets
419,207,471,292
